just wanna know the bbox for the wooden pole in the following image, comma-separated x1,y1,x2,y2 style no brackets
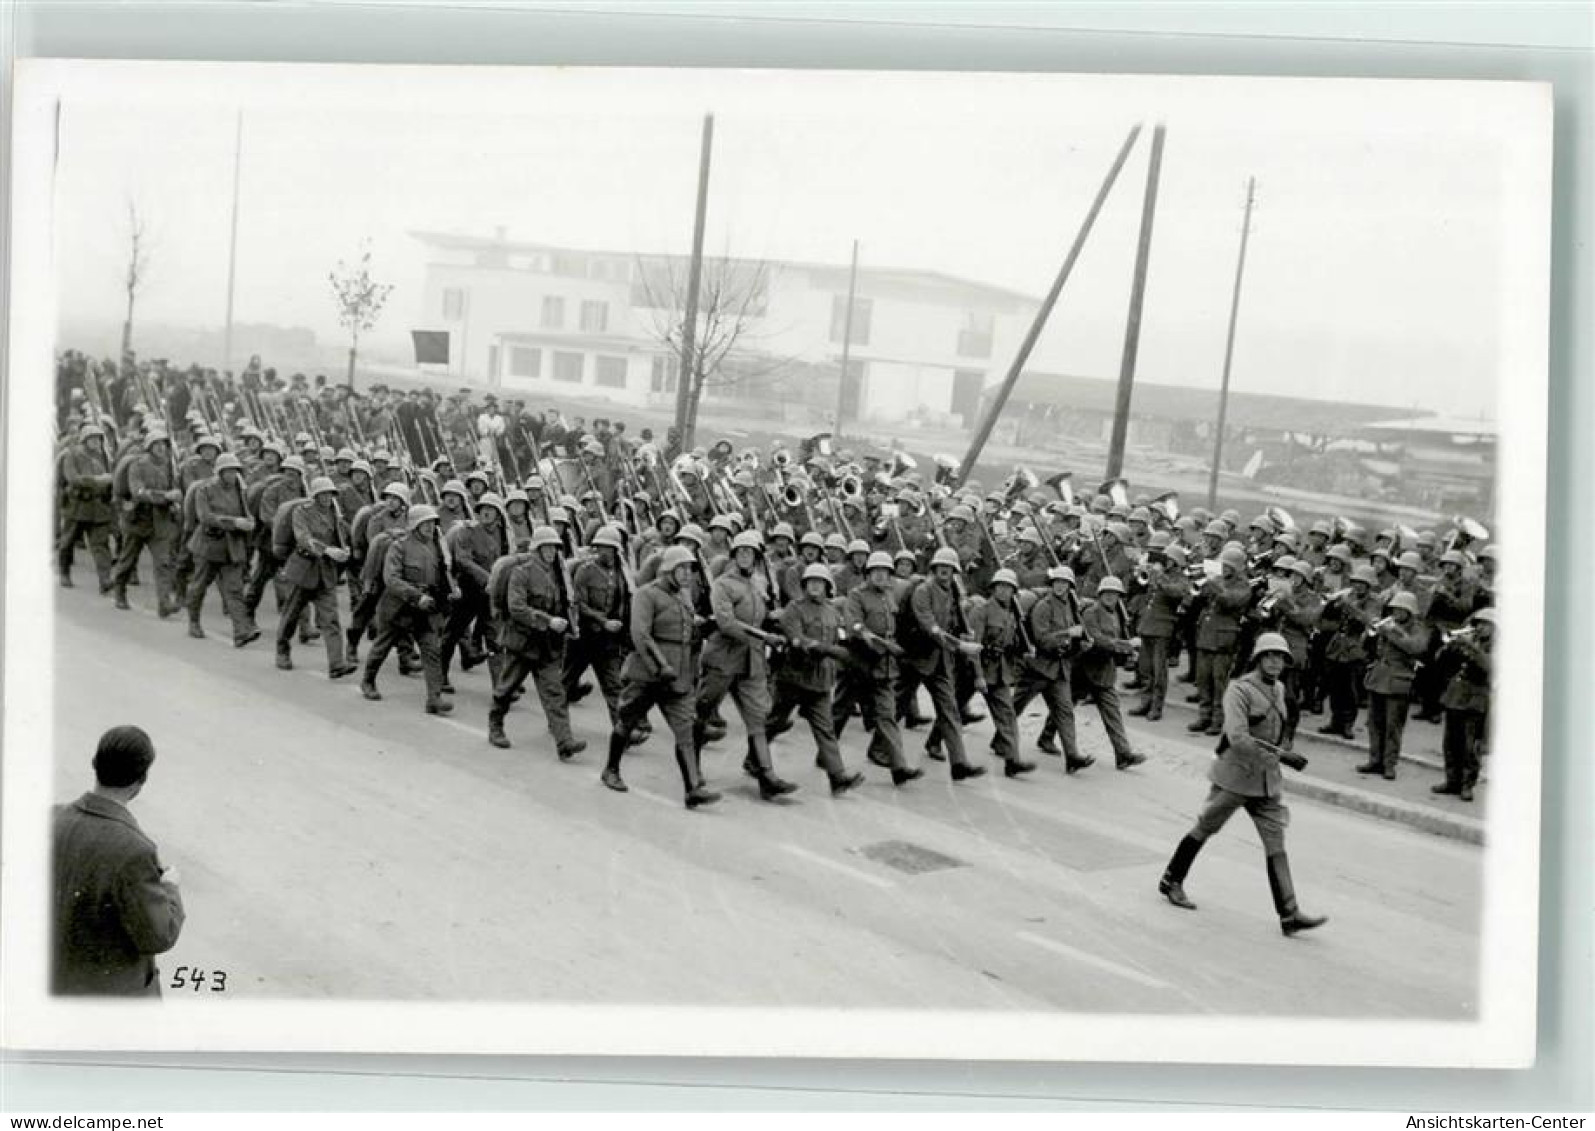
1105,123,1166,480
1206,176,1256,511
673,114,714,450
956,124,1143,486
223,109,243,375
834,239,860,440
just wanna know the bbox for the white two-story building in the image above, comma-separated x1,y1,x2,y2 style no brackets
409,229,1045,428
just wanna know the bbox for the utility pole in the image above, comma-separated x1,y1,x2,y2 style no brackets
833,239,860,440
1105,123,1165,480
958,124,1143,486
223,109,243,375
1207,176,1256,511
673,114,714,450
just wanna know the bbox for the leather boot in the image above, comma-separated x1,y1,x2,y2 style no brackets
1267,852,1327,936
1065,752,1096,774
487,706,511,749
1186,713,1211,733
114,589,131,610
188,620,206,639
758,771,799,800
601,732,629,792
275,645,293,671
1159,835,1204,910
1129,698,1152,717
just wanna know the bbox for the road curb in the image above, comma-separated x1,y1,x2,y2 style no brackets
1281,773,1485,845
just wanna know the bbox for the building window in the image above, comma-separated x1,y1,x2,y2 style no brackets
508,346,541,379
650,355,678,394
442,288,466,320
553,351,584,384
958,310,995,358
595,356,628,388
580,300,609,333
829,294,873,346
541,296,565,329
552,253,586,277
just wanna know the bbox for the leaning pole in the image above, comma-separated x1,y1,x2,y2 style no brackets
955,123,1144,487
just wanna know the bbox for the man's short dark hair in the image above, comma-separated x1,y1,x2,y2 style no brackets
92,726,156,789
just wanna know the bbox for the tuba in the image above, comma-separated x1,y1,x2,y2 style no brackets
840,474,864,503
1151,490,1180,523
1098,476,1130,509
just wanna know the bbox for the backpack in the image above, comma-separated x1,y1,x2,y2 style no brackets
111,452,140,504
488,552,532,623
271,496,313,561
894,577,932,654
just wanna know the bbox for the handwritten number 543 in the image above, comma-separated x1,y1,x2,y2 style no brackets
169,966,228,992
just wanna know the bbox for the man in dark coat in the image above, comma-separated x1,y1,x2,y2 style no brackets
52,725,185,995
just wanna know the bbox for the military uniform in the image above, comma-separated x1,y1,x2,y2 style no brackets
1438,632,1491,797
58,441,116,590
186,473,256,643
835,583,911,774
1074,598,1140,766
364,526,452,709
896,577,978,774
965,595,1031,771
1321,589,1379,737
565,554,633,726
110,449,181,614
442,519,503,684
606,577,706,796
1191,575,1253,733
1133,567,1192,719
1014,590,1091,768
277,499,353,675
697,568,777,774
768,591,856,786
492,554,581,755
1362,617,1429,778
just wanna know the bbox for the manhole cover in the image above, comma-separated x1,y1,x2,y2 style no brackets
857,840,967,875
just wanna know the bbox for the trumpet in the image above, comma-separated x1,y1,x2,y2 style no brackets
1441,625,1481,646
772,448,793,470
1365,615,1396,638
1321,586,1354,605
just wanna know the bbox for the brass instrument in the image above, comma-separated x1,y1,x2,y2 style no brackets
1365,615,1396,638
1098,476,1130,509
1441,625,1481,646
1151,491,1180,523
839,474,864,504
1265,504,1297,533
1043,470,1075,508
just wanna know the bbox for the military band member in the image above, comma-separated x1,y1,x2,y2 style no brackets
1159,633,1327,937
1187,546,1252,737
489,526,587,759
1434,608,1493,802
602,545,720,809
1130,544,1192,721
275,477,357,678
1266,556,1323,751
1318,564,1380,739
1358,590,1429,781
766,564,866,795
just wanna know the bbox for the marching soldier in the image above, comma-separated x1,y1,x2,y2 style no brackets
964,568,1038,778
275,476,357,679
243,454,308,632
766,564,866,795
1158,632,1327,937
699,530,798,800
1434,608,1493,802
57,424,117,592
835,551,922,785
1129,544,1192,721
1074,576,1147,770
601,545,720,809
1318,564,1381,739
488,526,586,759
361,504,454,716
441,491,508,689
1015,565,1094,772
565,525,646,741
109,430,182,617
185,452,259,646
896,547,987,782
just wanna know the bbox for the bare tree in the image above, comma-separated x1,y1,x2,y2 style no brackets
120,197,153,363
632,252,795,449
329,241,395,390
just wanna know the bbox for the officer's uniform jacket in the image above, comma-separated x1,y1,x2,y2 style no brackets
501,555,569,661
125,453,181,539
1195,574,1253,651
842,584,901,680
61,444,114,524
777,595,846,692
1440,635,1492,714
447,521,503,594
281,501,348,591
1364,617,1430,697
572,557,630,650
1026,590,1082,680
1212,669,1290,800
188,474,253,564
1136,569,1192,638
1076,598,1134,689
703,569,769,678
904,578,965,676
966,596,1026,688
621,580,697,694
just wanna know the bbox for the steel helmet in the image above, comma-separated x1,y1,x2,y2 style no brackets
465,469,489,486
730,530,763,552
335,447,357,463
948,504,975,523
530,525,562,550
195,434,222,453
407,504,440,531
1219,509,1242,527
659,545,696,575
1326,543,1354,564
1096,576,1126,596
1162,545,1190,569
1478,545,1498,562
894,548,918,563
1309,519,1333,537
1288,558,1315,583
1047,564,1076,585
351,459,372,477
1017,528,1042,547
475,491,507,518
1272,530,1300,551
1273,554,1300,574
1011,500,1034,517
865,551,894,572
1147,530,1172,550
294,431,313,447
143,430,170,450
281,456,307,476
771,522,795,541
382,482,411,504
1248,513,1274,532
1439,549,1467,567
823,533,848,552
1203,519,1229,539
677,523,707,547
1219,547,1247,572
1395,551,1425,572
1128,506,1153,526
559,493,581,511
846,538,870,556
317,445,335,462
309,476,338,497
930,546,962,571
1350,564,1379,586
991,568,1019,589
591,525,626,551
801,563,834,589
798,531,825,551
1369,546,1392,563
441,478,468,500
1416,529,1438,547
371,449,391,464
505,489,529,508
1175,515,1198,533
1251,632,1293,662
708,514,736,534
1386,591,1421,616
214,453,243,474
259,441,284,460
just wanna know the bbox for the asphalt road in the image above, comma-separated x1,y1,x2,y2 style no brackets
51,583,1481,1017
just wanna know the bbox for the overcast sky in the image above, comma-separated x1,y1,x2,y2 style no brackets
32,62,1549,417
